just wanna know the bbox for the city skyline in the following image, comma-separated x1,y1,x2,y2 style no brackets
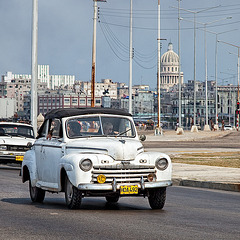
0,0,240,89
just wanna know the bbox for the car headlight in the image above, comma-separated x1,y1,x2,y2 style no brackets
155,158,168,170
0,145,7,151
79,158,93,172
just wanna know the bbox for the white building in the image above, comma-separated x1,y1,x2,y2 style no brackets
161,42,184,91
0,98,16,118
51,75,75,89
81,79,118,100
38,65,50,88
2,65,75,90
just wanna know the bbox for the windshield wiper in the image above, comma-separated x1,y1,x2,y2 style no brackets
117,128,131,136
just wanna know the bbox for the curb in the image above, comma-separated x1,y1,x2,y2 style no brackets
172,178,240,192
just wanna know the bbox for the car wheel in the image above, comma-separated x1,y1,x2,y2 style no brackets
105,194,119,203
29,181,45,203
148,187,166,209
65,176,82,209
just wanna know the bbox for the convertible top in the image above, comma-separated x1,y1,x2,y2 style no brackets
44,108,132,119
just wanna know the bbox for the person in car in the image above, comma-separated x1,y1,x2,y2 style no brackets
103,122,114,135
67,121,81,137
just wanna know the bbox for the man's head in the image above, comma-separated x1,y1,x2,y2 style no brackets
103,122,113,135
67,121,81,137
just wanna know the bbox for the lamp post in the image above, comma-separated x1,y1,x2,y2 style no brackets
177,0,183,131
179,16,232,130
201,29,237,128
218,40,240,131
172,5,220,130
156,0,167,135
129,0,133,114
194,17,232,131
31,0,38,136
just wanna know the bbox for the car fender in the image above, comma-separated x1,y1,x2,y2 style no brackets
136,151,172,181
21,149,37,185
60,153,113,188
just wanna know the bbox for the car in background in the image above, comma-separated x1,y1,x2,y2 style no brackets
224,125,233,131
0,122,35,164
21,108,172,210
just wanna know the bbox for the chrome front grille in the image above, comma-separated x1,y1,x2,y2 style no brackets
7,145,29,152
92,164,155,183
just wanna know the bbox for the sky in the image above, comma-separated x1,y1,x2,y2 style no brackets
0,0,240,90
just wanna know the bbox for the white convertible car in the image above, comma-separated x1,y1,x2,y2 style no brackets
21,108,172,209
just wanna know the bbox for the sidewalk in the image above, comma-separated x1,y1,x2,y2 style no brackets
143,130,240,192
143,129,231,141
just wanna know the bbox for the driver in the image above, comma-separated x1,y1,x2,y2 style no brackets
103,122,114,135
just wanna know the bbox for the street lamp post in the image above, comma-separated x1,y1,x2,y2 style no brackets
156,0,167,135
31,0,38,136
218,40,240,131
172,5,220,131
179,16,232,131
195,17,232,131
202,28,237,128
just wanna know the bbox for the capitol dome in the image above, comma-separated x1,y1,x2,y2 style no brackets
161,42,179,66
160,42,183,91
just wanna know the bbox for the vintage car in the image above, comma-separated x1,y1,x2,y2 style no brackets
0,122,35,164
21,108,172,209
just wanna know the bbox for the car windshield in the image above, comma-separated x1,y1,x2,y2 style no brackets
0,124,34,138
66,116,135,138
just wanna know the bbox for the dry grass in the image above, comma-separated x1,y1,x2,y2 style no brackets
170,152,240,168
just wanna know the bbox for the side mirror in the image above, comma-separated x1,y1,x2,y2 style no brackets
139,134,146,142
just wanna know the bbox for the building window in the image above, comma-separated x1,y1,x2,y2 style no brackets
80,99,85,104
64,98,70,104
72,98,78,105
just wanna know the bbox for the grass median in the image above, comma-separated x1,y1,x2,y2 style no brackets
170,152,240,168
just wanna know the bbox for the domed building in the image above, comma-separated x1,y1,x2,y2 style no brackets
160,42,183,91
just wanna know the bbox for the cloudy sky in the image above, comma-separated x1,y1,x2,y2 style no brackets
0,0,240,89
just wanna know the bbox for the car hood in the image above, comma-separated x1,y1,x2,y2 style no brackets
66,137,144,161
0,136,35,145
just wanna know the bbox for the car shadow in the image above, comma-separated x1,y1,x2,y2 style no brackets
1,197,164,212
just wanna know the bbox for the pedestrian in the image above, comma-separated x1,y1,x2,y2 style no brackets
222,120,225,131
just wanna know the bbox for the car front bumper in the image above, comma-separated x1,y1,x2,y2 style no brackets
0,152,24,163
78,179,172,192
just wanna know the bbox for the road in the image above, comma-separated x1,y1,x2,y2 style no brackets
1,167,239,240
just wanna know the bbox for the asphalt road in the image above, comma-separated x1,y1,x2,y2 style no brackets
1,168,239,240
143,131,240,149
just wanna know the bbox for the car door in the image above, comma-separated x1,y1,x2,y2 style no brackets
36,118,63,190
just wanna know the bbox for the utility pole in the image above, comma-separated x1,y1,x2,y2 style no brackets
91,0,106,108
31,0,38,136
157,0,161,131
177,0,183,133
129,0,133,114
91,0,98,107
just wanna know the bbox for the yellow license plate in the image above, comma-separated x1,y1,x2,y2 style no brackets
120,185,138,195
16,156,24,161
